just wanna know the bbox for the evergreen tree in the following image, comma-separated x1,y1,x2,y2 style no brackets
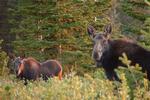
9,0,113,74
120,0,150,45
9,0,58,60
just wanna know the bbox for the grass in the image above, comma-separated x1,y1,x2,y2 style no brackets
0,53,150,100
0,68,150,100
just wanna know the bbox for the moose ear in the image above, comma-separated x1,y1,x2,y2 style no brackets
104,24,112,35
20,53,25,60
8,52,16,60
87,25,96,39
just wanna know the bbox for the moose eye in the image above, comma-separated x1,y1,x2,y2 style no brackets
102,40,107,43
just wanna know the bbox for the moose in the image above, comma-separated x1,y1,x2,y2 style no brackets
87,24,150,82
12,56,62,84
40,60,62,80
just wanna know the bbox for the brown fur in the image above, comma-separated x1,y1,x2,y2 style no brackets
40,60,62,80
99,39,150,81
17,57,63,83
17,57,41,81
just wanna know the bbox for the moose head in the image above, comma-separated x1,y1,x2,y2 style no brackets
8,52,25,74
87,24,112,67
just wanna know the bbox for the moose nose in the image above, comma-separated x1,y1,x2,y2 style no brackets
93,51,101,61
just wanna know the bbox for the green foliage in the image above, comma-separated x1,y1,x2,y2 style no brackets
118,53,147,99
0,46,150,99
139,18,150,46
120,0,150,44
122,0,149,21
0,51,8,76
0,40,8,76
9,0,112,73
0,68,150,100
119,53,145,82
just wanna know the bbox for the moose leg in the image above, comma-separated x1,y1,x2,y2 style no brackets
42,75,49,81
24,79,28,85
105,69,121,82
58,70,62,80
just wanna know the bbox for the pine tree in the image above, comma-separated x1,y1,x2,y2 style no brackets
120,0,150,44
9,0,112,74
9,0,58,60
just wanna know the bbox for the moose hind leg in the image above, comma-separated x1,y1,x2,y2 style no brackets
105,69,121,82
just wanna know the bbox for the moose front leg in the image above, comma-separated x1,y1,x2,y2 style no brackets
105,69,121,82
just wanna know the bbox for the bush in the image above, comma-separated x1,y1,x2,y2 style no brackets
0,40,8,76
0,67,150,100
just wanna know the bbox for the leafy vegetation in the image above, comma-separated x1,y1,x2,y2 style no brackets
0,40,8,76
0,59,149,99
120,0,150,41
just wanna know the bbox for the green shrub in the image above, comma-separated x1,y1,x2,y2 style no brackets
0,40,8,76
0,51,8,76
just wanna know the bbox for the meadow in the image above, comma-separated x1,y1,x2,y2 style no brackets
0,53,150,100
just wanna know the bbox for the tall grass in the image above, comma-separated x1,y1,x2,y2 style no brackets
0,53,150,100
0,70,150,100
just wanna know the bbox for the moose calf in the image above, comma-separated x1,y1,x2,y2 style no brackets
14,57,62,84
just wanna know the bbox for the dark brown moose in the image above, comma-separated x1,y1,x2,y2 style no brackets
87,24,150,82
